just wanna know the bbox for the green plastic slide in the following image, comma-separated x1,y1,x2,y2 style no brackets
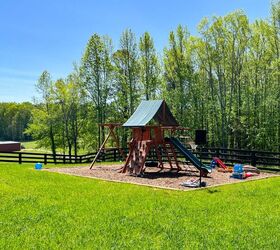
170,137,212,174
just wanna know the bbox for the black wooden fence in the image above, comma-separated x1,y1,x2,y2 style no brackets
1,147,280,171
0,149,127,165
192,147,280,171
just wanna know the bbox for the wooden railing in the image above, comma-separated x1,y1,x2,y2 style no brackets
0,147,280,171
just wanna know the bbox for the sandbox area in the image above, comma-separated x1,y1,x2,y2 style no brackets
46,164,278,190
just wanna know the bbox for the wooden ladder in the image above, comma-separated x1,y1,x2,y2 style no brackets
163,141,181,171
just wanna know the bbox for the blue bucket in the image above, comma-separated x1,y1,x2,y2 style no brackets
35,162,43,170
233,164,243,173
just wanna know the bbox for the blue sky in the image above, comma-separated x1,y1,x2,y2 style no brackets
0,0,271,102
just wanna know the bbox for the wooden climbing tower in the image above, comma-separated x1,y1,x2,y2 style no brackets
121,100,189,175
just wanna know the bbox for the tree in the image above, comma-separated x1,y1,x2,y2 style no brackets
163,25,193,124
26,71,58,157
80,34,113,148
110,29,140,147
139,32,160,100
53,67,86,158
270,1,280,151
113,29,139,116
197,11,250,148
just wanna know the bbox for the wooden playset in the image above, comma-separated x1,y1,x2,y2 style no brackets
90,100,212,176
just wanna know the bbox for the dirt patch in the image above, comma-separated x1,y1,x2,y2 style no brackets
45,164,279,191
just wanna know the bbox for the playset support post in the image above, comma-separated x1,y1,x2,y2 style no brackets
89,124,126,169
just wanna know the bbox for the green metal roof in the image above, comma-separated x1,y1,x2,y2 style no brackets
123,100,179,127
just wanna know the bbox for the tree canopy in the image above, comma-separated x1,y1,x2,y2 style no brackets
12,1,280,153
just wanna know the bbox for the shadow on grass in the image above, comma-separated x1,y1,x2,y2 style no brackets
207,189,220,194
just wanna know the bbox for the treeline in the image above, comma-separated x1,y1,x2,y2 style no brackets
0,102,33,141
26,1,280,155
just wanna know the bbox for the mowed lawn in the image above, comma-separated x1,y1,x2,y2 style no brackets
0,163,279,249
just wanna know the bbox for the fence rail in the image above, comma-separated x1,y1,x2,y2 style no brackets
1,146,280,171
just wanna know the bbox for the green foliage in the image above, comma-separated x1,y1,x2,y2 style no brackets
80,34,113,148
53,70,86,156
171,7,280,150
112,29,140,119
139,32,161,100
25,108,51,148
20,1,280,151
26,71,59,155
0,163,280,249
163,25,193,125
26,69,87,156
0,102,33,141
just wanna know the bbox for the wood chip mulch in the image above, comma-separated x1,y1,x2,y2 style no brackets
45,164,279,191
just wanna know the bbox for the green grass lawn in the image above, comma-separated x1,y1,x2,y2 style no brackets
0,163,279,249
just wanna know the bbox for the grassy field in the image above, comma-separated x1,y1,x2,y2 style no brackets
21,141,90,155
21,141,51,153
0,163,279,249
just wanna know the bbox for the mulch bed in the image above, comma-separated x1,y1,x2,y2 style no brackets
46,164,279,191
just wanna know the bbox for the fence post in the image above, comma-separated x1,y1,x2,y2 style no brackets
44,154,47,165
19,152,22,164
114,149,116,161
216,148,220,158
251,151,256,167
102,150,105,162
